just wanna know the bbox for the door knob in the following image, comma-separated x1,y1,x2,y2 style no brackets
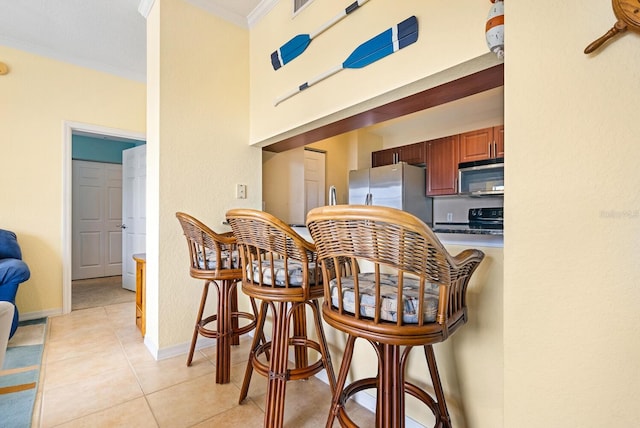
117,224,127,229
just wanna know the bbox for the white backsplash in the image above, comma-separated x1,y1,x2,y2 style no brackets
432,195,504,224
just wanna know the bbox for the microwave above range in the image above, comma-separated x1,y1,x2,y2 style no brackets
458,158,504,196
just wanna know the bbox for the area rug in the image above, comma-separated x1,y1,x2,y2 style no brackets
0,317,47,428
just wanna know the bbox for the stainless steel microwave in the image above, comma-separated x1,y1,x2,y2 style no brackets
458,158,504,196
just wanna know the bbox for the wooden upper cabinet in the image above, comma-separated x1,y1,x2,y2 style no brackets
371,142,426,167
398,141,426,165
459,125,504,163
371,148,395,167
494,125,504,158
426,135,459,196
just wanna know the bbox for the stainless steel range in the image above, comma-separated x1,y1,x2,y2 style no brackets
468,207,503,229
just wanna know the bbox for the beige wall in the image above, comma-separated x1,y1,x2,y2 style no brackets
252,2,503,427
262,130,382,224
307,132,359,205
262,147,306,223
0,45,145,318
4,0,638,424
145,0,260,352
249,0,489,143
505,2,640,426
253,0,640,426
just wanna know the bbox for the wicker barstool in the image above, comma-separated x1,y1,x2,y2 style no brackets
306,205,485,428
176,212,258,384
226,208,337,428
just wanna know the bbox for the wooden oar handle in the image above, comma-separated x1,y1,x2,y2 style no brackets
584,20,627,54
309,0,370,39
274,65,343,106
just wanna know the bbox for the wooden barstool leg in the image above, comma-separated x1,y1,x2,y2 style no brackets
215,279,232,384
309,299,336,392
425,345,452,428
249,296,270,360
327,334,357,428
239,300,269,403
263,301,292,428
378,344,404,428
229,282,240,346
292,304,308,369
187,281,210,366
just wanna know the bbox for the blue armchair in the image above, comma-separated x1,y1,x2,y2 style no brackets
0,229,30,338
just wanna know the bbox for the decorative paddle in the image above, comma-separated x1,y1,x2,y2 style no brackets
274,15,418,106
271,0,371,70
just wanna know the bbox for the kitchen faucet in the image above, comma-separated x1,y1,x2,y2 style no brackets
329,186,337,206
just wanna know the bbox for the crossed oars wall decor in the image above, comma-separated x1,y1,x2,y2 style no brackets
274,15,419,106
271,0,371,70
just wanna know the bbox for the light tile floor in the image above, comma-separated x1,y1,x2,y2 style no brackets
34,301,375,427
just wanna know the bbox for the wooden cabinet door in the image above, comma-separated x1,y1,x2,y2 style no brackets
427,135,459,196
398,141,426,166
494,125,504,158
459,127,493,163
133,253,146,336
373,142,425,167
372,148,395,167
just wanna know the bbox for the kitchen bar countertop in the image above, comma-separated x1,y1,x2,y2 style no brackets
432,223,504,236
292,224,503,248
433,224,503,248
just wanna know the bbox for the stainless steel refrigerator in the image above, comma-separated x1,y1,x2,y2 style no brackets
348,163,433,226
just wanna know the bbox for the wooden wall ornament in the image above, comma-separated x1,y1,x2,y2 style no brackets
486,0,504,59
274,15,419,106
271,0,371,70
585,0,640,54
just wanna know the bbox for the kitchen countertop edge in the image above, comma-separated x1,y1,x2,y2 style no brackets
291,225,503,248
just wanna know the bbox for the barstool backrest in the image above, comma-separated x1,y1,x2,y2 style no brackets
307,205,485,340
176,212,241,281
226,209,321,302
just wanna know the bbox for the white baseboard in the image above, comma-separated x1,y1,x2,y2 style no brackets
147,336,216,361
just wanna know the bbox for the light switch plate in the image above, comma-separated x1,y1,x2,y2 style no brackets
236,184,247,199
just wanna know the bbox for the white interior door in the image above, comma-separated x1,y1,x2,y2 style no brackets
304,150,326,217
104,164,124,276
72,161,123,280
122,145,146,291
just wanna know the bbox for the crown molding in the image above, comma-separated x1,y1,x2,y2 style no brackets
185,0,248,28
0,35,146,82
138,0,155,18
248,0,278,28
138,0,275,28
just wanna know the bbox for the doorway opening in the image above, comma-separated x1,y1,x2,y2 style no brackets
63,121,146,314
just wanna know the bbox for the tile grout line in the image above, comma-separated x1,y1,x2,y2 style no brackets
30,316,52,428
112,316,161,428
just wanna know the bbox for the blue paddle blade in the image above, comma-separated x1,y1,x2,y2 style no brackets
343,15,418,69
274,15,419,106
271,34,311,70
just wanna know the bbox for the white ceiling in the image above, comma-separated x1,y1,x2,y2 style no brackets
0,0,263,82
0,0,504,140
